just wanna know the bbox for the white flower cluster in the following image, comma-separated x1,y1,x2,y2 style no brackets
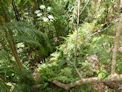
40,5,46,9
16,43,24,53
34,5,54,22
17,43,24,48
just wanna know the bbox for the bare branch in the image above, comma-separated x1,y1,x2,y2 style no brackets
53,74,122,90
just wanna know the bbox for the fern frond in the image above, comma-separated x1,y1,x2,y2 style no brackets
0,21,53,58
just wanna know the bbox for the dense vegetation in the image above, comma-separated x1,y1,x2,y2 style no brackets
0,0,122,92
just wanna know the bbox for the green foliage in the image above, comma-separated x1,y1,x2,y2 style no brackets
0,78,10,92
0,0,121,92
0,20,52,91
38,23,96,91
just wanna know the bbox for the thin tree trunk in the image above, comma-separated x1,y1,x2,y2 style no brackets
111,10,122,74
5,28,23,71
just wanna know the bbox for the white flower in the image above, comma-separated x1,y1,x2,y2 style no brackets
47,6,52,11
41,64,46,68
6,82,12,86
24,12,29,15
17,43,24,48
118,47,122,52
64,0,67,2
40,5,46,9
17,48,23,53
37,13,42,17
12,73,15,76
11,56,15,61
48,15,54,20
42,17,49,22
34,10,40,14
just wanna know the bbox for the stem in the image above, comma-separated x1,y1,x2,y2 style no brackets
73,0,82,78
5,28,23,71
12,0,20,21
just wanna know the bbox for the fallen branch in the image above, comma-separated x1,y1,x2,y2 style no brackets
53,74,122,90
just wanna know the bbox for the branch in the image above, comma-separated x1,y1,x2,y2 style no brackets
5,28,23,71
12,0,20,21
52,74,122,90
